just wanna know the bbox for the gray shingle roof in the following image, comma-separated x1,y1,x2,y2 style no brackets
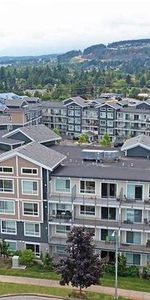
3,124,61,143
0,142,66,171
121,134,150,151
51,163,150,182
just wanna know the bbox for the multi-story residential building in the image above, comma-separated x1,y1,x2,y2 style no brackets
42,96,150,141
0,93,42,130
0,132,150,267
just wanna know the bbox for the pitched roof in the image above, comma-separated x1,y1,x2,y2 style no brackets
0,142,66,171
4,98,28,108
64,96,89,107
121,134,150,151
3,124,61,143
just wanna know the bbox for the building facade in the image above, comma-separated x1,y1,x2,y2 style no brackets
0,136,150,267
42,96,150,141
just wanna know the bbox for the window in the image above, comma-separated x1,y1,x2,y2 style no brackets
100,120,106,126
100,107,106,111
7,241,17,251
68,117,74,123
56,245,66,254
22,168,38,175
127,184,143,200
126,231,141,245
24,223,40,237
0,200,15,214
101,207,116,220
22,180,38,195
147,254,150,264
100,128,106,134
56,225,70,234
75,118,80,124
80,205,95,216
68,110,74,116
68,125,74,131
1,220,16,234
126,209,142,223
75,125,80,132
107,121,113,127
126,253,140,266
107,128,113,134
101,183,116,198
101,229,114,241
26,243,40,256
107,112,113,119
0,179,13,193
100,112,106,118
0,167,13,173
75,110,81,116
23,203,38,216
55,179,70,192
80,180,95,194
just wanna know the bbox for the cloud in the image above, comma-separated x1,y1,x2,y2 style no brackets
0,0,150,55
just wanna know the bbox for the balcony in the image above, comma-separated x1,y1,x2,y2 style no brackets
49,211,72,223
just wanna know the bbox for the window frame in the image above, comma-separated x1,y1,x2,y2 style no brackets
55,178,70,193
80,180,95,194
1,220,17,235
24,222,40,237
0,179,14,193
0,166,13,174
80,205,95,216
21,168,38,176
21,180,38,196
0,199,15,215
23,202,39,217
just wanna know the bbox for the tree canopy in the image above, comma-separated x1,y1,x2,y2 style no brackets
56,226,105,292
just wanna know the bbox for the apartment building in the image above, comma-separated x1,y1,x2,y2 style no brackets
0,93,42,130
0,141,65,255
42,96,150,141
0,123,150,266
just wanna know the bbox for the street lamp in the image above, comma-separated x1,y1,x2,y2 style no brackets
112,230,118,300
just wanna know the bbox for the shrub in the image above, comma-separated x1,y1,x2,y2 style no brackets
126,265,139,277
19,249,35,267
43,252,53,270
142,266,150,279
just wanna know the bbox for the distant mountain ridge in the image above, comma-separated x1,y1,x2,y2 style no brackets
57,39,150,69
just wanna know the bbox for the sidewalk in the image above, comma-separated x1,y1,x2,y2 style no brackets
0,275,150,300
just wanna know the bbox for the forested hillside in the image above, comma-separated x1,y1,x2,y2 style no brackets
0,39,150,100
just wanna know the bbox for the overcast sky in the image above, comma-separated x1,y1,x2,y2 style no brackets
0,0,150,56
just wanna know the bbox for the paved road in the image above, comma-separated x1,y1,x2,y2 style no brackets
0,275,150,300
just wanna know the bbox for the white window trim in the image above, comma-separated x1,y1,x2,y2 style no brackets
79,179,96,195
24,222,41,237
0,199,15,215
100,181,118,199
21,180,38,196
55,224,70,235
55,178,71,193
80,205,95,216
0,166,14,174
25,242,40,256
126,183,144,201
5,240,17,251
21,167,38,176
22,201,39,217
0,178,14,194
1,220,17,235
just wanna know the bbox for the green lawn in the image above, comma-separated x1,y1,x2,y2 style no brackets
102,274,150,293
0,265,150,293
0,282,129,300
